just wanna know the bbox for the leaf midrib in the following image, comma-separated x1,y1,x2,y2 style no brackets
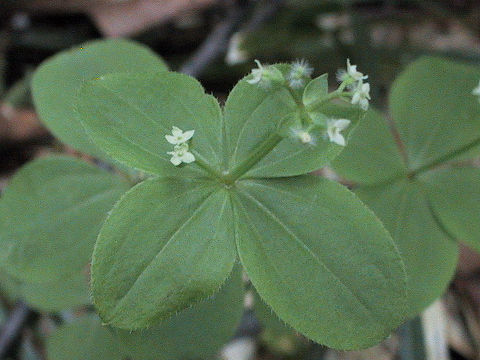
105,186,223,321
235,186,386,327
365,116,480,189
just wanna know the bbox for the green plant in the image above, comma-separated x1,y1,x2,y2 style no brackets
71,45,408,349
333,56,480,318
1,38,477,359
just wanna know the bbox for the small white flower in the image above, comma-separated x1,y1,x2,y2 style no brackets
472,80,480,101
246,60,285,89
290,127,316,145
337,59,368,84
347,59,368,82
327,118,351,146
167,143,195,166
247,60,265,85
165,126,195,145
351,82,371,110
287,59,314,89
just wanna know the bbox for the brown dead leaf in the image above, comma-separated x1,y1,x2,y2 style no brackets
0,104,47,142
17,0,216,37
457,243,480,276
88,0,216,37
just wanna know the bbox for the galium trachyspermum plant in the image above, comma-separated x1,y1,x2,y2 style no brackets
0,40,476,358
0,38,413,351
72,55,410,351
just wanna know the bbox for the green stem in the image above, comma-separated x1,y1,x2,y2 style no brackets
223,131,283,183
305,89,351,113
409,136,480,177
305,76,355,112
190,149,223,179
285,86,304,108
221,78,352,184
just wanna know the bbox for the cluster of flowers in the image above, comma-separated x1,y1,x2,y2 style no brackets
247,59,314,90
164,59,374,167
291,118,351,147
165,126,196,166
247,59,372,147
337,59,371,111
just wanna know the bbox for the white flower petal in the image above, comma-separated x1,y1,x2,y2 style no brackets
334,119,351,130
171,126,183,137
360,99,369,111
182,130,195,142
170,155,182,166
351,92,361,105
472,81,480,96
181,151,196,163
327,118,350,146
165,134,178,144
247,60,265,85
330,130,346,146
362,83,371,98
346,59,367,81
327,126,335,140
247,69,262,84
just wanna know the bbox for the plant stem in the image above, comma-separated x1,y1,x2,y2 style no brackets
190,149,223,179
305,89,351,113
223,71,354,183
409,136,480,177
223,131,283,183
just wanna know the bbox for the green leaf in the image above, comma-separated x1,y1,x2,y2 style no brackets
232,176,407,350
115,266,244,360
32,39,167,158
333,108,407,185
223,66,363,179
91,177,237,330
76,72,222,177
0,266,89,312
355,180,458,318
22,271,90,312
390,57,480,171
302,74,328,107
0,269,22,303
421,167,480,252
47,315,124,360
254,290,293,337
332,57,477,318
0,156,129,283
